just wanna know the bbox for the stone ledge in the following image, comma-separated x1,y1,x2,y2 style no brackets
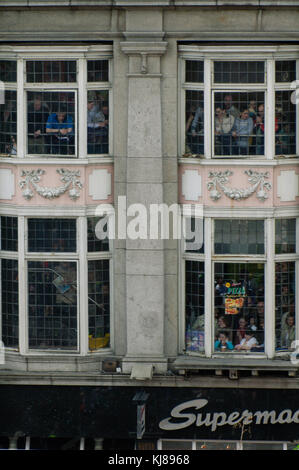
173,355,299,371
0,370,299,389
1,1,299,7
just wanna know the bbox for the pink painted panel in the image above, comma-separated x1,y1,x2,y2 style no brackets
0,163,114,206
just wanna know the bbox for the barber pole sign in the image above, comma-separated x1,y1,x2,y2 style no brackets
137,404,146,439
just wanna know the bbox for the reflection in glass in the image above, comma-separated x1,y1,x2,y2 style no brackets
214,263,265,353
28,261,77,350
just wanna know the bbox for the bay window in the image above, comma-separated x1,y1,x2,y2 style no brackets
0,215,112,354
180,47,299,159
183,216,298,358
0,47,112,158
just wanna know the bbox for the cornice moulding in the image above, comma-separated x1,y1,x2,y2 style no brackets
120,41,168,55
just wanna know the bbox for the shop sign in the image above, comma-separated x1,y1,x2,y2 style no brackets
159,399,299,432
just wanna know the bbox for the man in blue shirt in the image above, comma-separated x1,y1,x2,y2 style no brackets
46,105,74,155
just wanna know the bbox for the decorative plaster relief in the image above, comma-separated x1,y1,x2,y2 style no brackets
88,169,111,201
207,170,272,202
277,170,299,202
0,169,15,200
182,169,202,201
19,169,82,201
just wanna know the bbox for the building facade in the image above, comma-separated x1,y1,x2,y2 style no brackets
0,0,298,450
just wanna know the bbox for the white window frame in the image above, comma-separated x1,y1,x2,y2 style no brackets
0,45,113,160
179,45,299,160
181,213,299,360
0,212,113,356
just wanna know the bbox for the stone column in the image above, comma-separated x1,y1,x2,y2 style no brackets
120,34,168,374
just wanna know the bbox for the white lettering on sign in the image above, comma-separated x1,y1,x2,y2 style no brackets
159,399,299,432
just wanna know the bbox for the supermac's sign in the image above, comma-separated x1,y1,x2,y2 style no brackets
159,399,299,432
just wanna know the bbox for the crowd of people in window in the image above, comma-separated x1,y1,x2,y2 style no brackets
186,267,296,353
213,274,266,352
0,92,109,156
186,93,295,156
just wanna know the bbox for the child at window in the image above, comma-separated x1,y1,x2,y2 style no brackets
235,330,258,351
214,331,234,352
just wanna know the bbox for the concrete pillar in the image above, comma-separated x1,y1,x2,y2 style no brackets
120,20,168,373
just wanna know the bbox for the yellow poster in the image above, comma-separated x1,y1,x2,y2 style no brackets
225,296,245,315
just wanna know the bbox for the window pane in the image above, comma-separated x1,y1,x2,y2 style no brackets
87,217,109,252
88,260,110,350
275,219,296,254
185,60,204,83
28,261,77,350
1,259,18,348
87,90,109,154
275,61,296,83
215,220,264,254
28,91,75,156
0,61,17,82
214,61,265,83
185,261,205,352
26,61,76,83
87,60,109,82
214,263,265,353
0,90,17,155
28,219,76,253
275,91,296,155
185,217,204,253
275,262,295,351
0,216,18,251
185,90,204,156
214,92,264,156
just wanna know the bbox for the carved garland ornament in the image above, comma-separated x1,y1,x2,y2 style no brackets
19,168,83,201
207,170,272,202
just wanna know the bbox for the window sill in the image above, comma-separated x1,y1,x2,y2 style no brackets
174,354,298,373
179,156,299,165
0,156,113,165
